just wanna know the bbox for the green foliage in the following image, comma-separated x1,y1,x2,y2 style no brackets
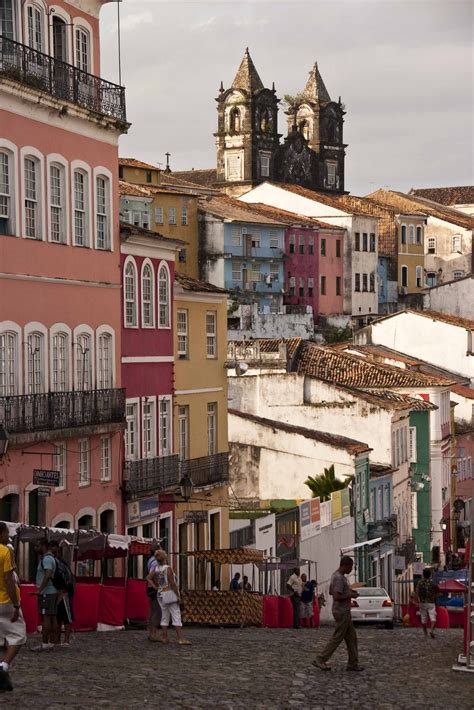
323,325,352,344
281,93,305,112
305,464,352,501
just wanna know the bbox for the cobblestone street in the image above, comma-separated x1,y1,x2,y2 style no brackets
4,626,472,709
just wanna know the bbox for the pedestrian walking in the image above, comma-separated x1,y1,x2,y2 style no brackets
313,556,363,672
415,568,439,639
287,567,303,629
230,572,241,590
146,543,161,641
0,522,26,693
147,550,190,645
48,542,75,647
299,574,314,628
30,538,58,652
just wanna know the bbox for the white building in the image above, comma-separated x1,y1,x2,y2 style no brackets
423,274,474,322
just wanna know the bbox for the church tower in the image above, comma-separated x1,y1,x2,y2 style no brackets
215,49,280,197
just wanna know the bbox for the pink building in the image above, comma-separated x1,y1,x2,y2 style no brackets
0,0,128,559
119,221,182,549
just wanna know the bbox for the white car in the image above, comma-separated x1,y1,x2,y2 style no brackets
350,587,394,629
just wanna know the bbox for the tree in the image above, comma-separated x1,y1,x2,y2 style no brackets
304,464,352,501
281,93,305,130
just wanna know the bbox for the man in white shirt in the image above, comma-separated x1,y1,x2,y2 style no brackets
286,567,303,629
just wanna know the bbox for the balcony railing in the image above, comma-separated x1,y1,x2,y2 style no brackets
368,515,398,542
0,389,125,434
396,538,417,565
181,452,229,488
0,35,126,122
123,455,180,500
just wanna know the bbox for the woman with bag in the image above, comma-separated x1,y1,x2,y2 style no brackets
147,550,191,645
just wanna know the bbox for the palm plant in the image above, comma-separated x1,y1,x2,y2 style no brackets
281,93,305,129
305,464,352,501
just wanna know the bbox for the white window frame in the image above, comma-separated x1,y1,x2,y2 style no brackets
50,323,72,393
401,265,408,288
453,271,464,280
269,232,279,249
124,256,138,328
0,322,21,396
73,325,94,391
72,17,94,73
125,398,140,461
96,325,115,389
260,152,270,178
181,206,188,226
207,402,217,456
408,225,415,244
47,154,69,245
0,140,19,237
427,237,436,254
415,265,423,288
155,206,163,225
416,225,423,244
141,259,155,328
206,311,217,359
25,2,45,52
78,438,90,487
177,309,188,359
0,0,17,40
409,427,417,463
54,441,67,491
141,396,156,459
231,261,241,281
24,321,48,394
157,261,171,329
20,147,45,241
178,405,189,462
452,235,461,253
71,160,92,248
100,436,112,482
94,168,112,251
168,207,176,225
158,395,172,457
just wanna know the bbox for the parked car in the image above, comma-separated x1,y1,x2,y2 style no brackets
350,587,394,629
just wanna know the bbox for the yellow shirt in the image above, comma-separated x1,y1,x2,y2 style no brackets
0,544,19,605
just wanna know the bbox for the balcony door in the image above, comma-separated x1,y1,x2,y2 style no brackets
52,17,70,97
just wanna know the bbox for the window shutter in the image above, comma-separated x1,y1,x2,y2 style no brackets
409,427,417,463
411,492,418,529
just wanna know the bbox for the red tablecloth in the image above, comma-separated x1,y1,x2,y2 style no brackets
72,583,101,631
262,595,279,628
125,579,148,621
278,596,294,628
20,584,38,634
401,603,450,629
98,585,126,626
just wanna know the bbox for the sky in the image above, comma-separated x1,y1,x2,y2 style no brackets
100,0,473,196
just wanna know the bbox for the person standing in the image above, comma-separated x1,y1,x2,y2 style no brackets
48,542,75,647
300,573,314,628
147,550,190,645
0,522,26,693
146,544,161,641
287,567,303,629
230,572,241,590
313,556,363,672
31,538,58,652
239,575,252,592
415,568,438,638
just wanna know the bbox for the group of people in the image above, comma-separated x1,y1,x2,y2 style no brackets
287,568,318,628
229,573,252,591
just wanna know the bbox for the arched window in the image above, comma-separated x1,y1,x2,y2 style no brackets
141,262,154,327
26,4,44,52
96,175,110,250
299,120,309,140
124,260,137,327
97,332,112,389
158,264,170,328
229,107,241,132
75,27,90,72
26,331,44,393
401,266,408,289
52,332,69,392
0,1,17,40
73,169,88,246
0,149,15,236
75,332,92,391
0,331,17,396
260,108,270,132
49,162,66,243
24,155,41,239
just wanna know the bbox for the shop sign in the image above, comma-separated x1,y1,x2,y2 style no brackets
37,487,51,497
127,497,159,525
185,511,208,524
299,497,321,540
33,469,60,486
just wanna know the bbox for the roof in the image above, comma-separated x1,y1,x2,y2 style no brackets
302,62,331,103
119,158,161,171
160,172,220,195
253,337,302,361
145,184,196,198
366,189,474,230
249,203,342,230
175,271,228,295
264,182,371,216
371,308,474,332
451,384,474,400
359,389,437,411
119,222,185,247
409,186,474,206
171,169,218,189
427,273,474,290
199,195,287,226
231,48,264,93
295,342,455,388
119,181,151,198
229,409,371,455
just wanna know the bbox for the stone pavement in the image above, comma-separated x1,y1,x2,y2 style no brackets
4,626,472,709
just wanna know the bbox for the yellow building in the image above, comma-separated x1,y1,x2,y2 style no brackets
397,214,427,294
119,158,199,279
173,272,229,589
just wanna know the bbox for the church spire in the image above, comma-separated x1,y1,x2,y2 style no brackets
303,62,331,103
231,47,264,93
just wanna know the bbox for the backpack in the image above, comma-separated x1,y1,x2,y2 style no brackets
43,554,75,595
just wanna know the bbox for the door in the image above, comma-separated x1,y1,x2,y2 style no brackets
52,17,69,96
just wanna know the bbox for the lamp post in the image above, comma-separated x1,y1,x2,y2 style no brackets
0,424,9,460
179,474,194,503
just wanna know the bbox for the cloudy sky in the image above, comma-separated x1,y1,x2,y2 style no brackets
100,0,473,195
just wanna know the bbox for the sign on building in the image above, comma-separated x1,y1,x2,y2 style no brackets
299,497,321,541
33,469,60,487
37,487,51,497
331,489,351,529
320,500,332,528
184,511,208,524
127,497,159,525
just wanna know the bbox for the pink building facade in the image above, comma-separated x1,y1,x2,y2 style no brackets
119,223,181,548
0,0,127,560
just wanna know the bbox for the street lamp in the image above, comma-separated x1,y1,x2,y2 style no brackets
440,518,448,531
0,424,8,459
179,474,194,502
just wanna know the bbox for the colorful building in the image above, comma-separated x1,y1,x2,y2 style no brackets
0,0,128,561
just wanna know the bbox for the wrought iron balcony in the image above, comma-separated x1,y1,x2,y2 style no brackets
0,36,126,123
181,452,229,488
123,454,180,501
396,538,417,565
0,388,125,435
368,514,398,542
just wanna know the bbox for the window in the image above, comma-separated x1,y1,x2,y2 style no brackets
125,403,138,460
75,28,90,72
370,273,375,292
231,262,241,281
159,397,171,456
24,156,40,239
401,265,408,288
74,170,87,246
401,225,406,244
453,271,464,280
289,235,295,253
97,333,112,388
78,439,90,486
177,309,188,358
229,107,241,132
288,276,296,296
124,260,137,327
427,237,436,254
155,207,163,224
54,443,67,490
362,273,368,292
168,207,176,225
299,277,304,297
0,331,17,396
207,402,217,456
326,161,336,186
181,206,188,226
320,275,326,295
270,263,279,281
52,332,69,392
0,1,16,39
355,273,360,292
158,264,170,328
251,233,261,248
362,233,368,252
142,399,155,458
206,311,217,358
336,276,342,296
452,235,461,253
178,405,189,461
408,225,415,244
141,263,154,327
370,233,376,252
336,239,341,257
299,235,305,254
308,277,314,297
260,153,270,177
321,238,326,256
49,164,65,244
100,437,111,481
308,236,314,255
269,232,279,249
179,248,187,263
354,232,360,251
27,4,44,51
96,176,110,249
426,272,436,287
0,150,14,235
226,152,243,181
75,333,92,391
416,226,422,244
146,170,152,184
409,427,417,463
26,332,44,393
415,265,423,288
231,226,241,246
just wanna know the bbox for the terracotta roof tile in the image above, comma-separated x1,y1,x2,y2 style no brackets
119,181,152,197
366,189,474,230
119,222,185,247
254,337,302,360
451,384,474,400
171,169,218,188
160,173,220,194
409,186,474,206
119,158,161,171
175,271,228,295
199,195,287,225
372,309,474,331
229,409,371,455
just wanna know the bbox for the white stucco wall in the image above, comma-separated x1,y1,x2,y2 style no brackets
228,310,314,340
451,391,474,425
423,216,472,284
424,276,474,321
199,212,226,287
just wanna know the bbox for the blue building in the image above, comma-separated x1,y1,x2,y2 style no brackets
378,256,398,314
368,465,397,596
